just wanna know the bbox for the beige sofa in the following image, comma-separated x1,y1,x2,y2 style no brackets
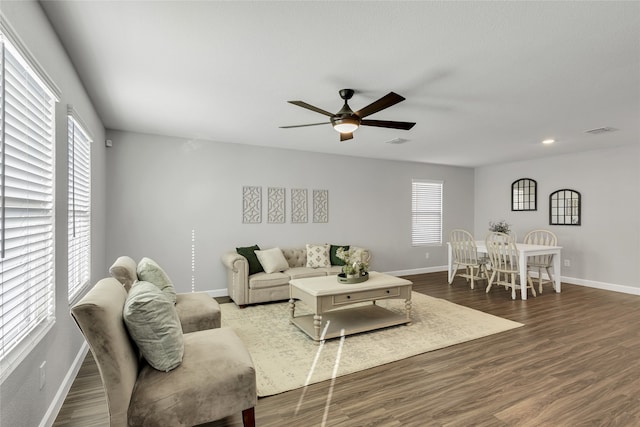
221,246,370,307
109,256,221,333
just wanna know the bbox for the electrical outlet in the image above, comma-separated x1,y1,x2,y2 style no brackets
425,252,430,260
564,259,571,267
39,361,46,390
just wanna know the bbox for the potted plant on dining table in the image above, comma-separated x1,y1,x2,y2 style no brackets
489,219,511,234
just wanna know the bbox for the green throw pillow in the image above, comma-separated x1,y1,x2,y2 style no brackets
137,257,177,304
123,281,184,372
236,244,264,275
330,245,350,266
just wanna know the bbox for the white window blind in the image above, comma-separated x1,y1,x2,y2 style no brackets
411,180,443,246
0,34,56,380
67,111,91,301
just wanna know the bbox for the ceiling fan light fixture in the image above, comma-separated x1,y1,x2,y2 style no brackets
331,117,359,134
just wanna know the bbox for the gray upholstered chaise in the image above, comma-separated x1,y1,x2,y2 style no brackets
71,278,257,427
109,256,221,333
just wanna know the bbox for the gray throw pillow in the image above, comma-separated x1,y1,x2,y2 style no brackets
123,281,184,372
137,257,177,304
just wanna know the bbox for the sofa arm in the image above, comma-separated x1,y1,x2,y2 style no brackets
351,247,371,264
221,251,249,306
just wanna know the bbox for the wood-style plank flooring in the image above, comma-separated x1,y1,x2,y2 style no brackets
53,272,640,426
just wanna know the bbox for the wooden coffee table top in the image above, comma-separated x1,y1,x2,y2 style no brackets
289,271,412,296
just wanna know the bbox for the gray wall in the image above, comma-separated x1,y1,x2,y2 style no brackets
474,145,640,291
0,2,107,427
2,2,636,426
105,130,475,295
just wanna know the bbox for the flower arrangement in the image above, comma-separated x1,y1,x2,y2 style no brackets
489,219,511,234
336,247,369,277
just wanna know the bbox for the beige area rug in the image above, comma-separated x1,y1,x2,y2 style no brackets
220,292,523,397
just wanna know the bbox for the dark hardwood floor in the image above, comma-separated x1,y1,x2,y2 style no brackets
54,272,640,427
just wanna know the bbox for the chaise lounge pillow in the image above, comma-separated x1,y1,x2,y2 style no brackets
137,257,177,304
255,247,289,274
123,280,184,372
306,243,331,268
236,244,264,276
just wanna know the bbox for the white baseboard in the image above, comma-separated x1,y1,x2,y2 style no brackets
40,342,89,427
205,267,640,298
561,276,640,296
383,266,448,277
203,289,228,298
388,268,640,296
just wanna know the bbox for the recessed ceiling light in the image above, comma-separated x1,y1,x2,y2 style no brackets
542,139,555,145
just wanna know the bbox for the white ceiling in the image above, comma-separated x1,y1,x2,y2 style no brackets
40,1,640,167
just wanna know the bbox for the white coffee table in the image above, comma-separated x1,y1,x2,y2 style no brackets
289,271,413,341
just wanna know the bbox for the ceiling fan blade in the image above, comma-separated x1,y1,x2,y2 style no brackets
280,122,330,129
340,132,353,142
288,101,334,117
361,119,416,130
355,92,405,118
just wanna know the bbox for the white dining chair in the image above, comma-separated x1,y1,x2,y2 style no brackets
524,229,558,294
449,229,489,289
485,232,536,299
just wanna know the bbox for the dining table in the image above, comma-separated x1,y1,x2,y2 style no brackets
447,240,563,300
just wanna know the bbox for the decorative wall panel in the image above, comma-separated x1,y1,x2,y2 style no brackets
313,189,329,223
268,187,286,223
291,188,308,223
242,186,262,223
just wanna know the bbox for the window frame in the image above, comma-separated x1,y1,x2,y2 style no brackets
411,179,443,247
0,25,59,383
67,107,92,302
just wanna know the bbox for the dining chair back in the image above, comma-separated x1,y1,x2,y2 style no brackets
524,229,558,293
485,232,536,299
449,229,488,289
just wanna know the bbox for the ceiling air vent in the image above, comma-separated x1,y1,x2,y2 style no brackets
585,127,618,135
385,138,410,145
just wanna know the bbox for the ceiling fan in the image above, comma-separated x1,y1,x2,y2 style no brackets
280,89,416,141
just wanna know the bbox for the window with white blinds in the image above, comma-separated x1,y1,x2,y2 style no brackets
411,180,443,246
68,112,91,301
0,33,57,380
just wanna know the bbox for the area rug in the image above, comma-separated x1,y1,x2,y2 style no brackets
220,292,523,397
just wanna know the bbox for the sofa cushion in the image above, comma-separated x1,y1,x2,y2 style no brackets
248,271,290,290
137,257,177,304
255,247,289,274
306,243,330,268
123,281,184,372
287,266,329,280
330,245,350,266
236,245,264,276
325,265,344,275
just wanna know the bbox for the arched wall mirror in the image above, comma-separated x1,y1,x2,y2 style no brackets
549,189,581,225
512,178,537,211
